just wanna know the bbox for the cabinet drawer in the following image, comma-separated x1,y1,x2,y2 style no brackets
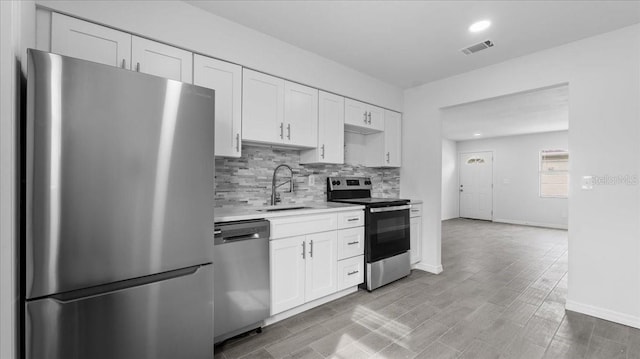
270,213,337,239
337,255,364,291
337,210,364,229
410,203,423,218
337,227,364,260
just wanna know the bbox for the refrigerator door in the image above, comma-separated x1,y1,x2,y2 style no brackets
26,50,215,298
26,264,213,359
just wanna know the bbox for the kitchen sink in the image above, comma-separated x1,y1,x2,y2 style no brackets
257,206,311,212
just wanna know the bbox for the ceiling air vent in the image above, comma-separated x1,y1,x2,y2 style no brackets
461,40,494,55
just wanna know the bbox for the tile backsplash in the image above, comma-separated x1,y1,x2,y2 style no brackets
215,145,400,208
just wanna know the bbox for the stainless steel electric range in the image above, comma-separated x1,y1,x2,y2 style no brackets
327,177,411,291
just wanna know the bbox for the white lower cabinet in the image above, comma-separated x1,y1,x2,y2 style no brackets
410,203,423,265
337,227,364,260
270,236,306,314
337,255,364,291
270,210,364,315
270,232,337,315
305,232,338,302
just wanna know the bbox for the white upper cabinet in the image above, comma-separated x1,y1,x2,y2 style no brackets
131,36,193,82
242,69,317,148
193,55,242,157
384,110,402,167
364,110,402,167
242,69,285,144
284,82,318,148
51,13,131,69
51,13,193,83
367,105,385,132
300,91,344,164
344,98,367,129
344,98,384,134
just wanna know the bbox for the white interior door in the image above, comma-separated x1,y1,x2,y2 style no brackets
459,151,493,220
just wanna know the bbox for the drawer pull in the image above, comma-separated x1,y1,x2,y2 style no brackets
347,270,359,276
411,209,419,212
347,241,359,245
347,218,359,222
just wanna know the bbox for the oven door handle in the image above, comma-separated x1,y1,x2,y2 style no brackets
369,205,411,213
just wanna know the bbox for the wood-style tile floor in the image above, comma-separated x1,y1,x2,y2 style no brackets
214,218,640,359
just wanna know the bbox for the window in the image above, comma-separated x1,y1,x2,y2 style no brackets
540,150,569,198
466,158,486,164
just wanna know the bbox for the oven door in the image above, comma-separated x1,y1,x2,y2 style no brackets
366,204,411,262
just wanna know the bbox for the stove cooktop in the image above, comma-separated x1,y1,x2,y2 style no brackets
331,197,409,206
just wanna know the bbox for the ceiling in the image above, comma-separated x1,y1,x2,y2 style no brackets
441,84,569,141
186,1,640,89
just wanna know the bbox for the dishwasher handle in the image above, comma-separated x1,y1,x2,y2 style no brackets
214,219,270,245
215,233,260,245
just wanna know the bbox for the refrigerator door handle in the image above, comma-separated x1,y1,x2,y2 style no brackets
43,264,209,303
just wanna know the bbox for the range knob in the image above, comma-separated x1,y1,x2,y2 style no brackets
332,180,338,186
365,180,371,185
336,180,341,185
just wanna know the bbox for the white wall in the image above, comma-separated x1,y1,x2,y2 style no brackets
1,2,35,358
35,0,403,112
402,24,640,328
441,139,458,220
457,131,568,229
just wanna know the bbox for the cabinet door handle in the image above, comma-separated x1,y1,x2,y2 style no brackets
321,144,325,159
309,240,313,258
280,123,284,139
347,270,359,276
121,59,126,69
386,152,390,163
287,124,291,140
235,133,240,152
363,111,368,123
347,241,359,245
302,241,306,259
367,112,372,124
347,218,359,222
135,62,140,72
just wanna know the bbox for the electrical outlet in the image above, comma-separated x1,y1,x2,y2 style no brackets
308,175,315,186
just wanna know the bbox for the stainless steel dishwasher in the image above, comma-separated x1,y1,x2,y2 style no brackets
214,219,270,344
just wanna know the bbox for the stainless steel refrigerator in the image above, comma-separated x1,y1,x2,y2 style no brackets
23,49,215,359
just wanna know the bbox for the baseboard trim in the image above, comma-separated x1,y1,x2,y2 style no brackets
565,300,640,329
493,218,568,230
264,286,358,326
413,262,443,274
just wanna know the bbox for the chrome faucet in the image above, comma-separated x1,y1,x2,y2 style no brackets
271,164,294,205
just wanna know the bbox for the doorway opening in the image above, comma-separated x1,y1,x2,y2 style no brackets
440,83,569,229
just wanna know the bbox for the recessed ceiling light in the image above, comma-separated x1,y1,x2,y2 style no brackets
469,20,491,33
473,133,482,137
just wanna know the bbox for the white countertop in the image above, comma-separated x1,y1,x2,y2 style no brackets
214,202,365,222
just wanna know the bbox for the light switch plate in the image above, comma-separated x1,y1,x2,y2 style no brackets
581,176,593,190
308,175,315,186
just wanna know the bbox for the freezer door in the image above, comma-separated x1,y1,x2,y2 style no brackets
26,264,213,359
26,50,215,298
